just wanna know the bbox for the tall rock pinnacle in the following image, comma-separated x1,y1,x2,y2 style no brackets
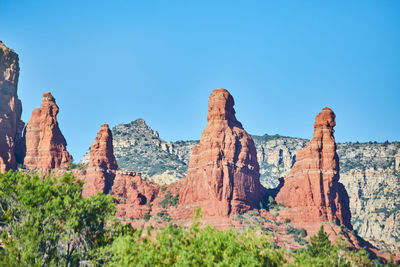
88,124,118,170
275,107,352,229
82,124,117,197
0,41,24,172
23,92,72,169
179,88,266,216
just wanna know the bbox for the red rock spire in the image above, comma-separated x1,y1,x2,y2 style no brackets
276,107,352,229
23,92,72,169
83,124,117,197
179,88,266,216
88,124,118,170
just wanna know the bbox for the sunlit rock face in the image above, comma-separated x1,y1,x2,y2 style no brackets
179,88,266,217
82,124,118,197
276,107,352,229
24,92,72,169
0,41,24,172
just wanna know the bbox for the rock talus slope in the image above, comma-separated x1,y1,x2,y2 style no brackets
0,41,24,172
275,107,352,229
23,92,72,169
179,88,266,217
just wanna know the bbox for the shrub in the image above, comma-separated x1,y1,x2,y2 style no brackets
143,213,151,221
299,228,307,237
159,192,179,208
293,226,371,266
156,210,171,222
103,223,286,266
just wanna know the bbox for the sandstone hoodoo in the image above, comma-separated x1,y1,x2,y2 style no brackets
179,88,266,216
82,124,118,197
23,92,72,169
275,107,352,229
88,124,118,170
0,41,24,172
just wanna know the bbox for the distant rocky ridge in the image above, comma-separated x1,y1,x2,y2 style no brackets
81,118,400,251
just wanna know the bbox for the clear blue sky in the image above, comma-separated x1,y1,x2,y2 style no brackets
1,0,399,161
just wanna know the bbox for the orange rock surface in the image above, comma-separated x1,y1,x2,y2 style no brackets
275,107,352,229
111,171,160,218
23,92,72,169
82,124,118,197
179,88,266,217
0,41,24,172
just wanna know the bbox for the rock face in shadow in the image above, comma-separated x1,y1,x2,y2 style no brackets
275,107,352,229
23,92,72,169
0,41,24,172
179,88,266,217
82,124,117,197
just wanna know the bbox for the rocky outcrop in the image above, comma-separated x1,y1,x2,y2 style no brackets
81,118,189,184
88,124,117,170
179,88,266,217
79,109,400,251
252,135,308,188
110,171,160,218
0,41,24,172
275,107,352,229
23,92,72,169
82,124,160,217
338,141,400,251
82,124,117,197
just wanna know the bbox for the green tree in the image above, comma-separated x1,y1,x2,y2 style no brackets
308,225,332,257
0,171,116,266
103,222,286,266
292,225,372,267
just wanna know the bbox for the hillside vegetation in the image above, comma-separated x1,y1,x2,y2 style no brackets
0,171,383,266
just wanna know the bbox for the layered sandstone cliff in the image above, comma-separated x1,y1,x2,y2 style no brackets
23,92,72,169
179,88,266,217
0,41,24,172
275,107,352,229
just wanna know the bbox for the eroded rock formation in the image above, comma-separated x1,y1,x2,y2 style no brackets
111,171,160,218
83,124,117,197
275,107,352,229
23,92,72,169
0,41,24,172
88,124,118,170
179,88,266,217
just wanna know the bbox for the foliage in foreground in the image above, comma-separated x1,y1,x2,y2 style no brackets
103,223,285,266
0,171,393,266
0,171,117,266
291,226,372,267
101,224,376,267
